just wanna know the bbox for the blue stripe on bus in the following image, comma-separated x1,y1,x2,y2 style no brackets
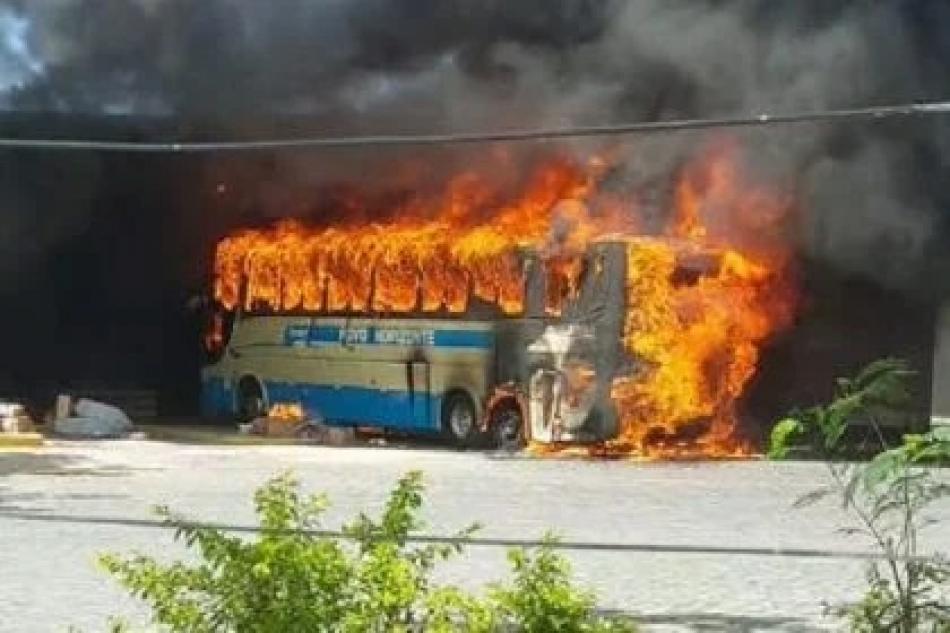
264,381,441,432
433,329,493,348
283,325,493,349
199,377,445,432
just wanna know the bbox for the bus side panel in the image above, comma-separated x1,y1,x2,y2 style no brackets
261,360,431,430
204,315,497,433
294,318,494,432
264,382,434,429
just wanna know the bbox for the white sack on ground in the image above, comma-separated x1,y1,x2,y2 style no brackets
53,398,133,439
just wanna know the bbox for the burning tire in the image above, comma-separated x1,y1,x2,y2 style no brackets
236,377,266,422
490,402,525,452
441,391,478,448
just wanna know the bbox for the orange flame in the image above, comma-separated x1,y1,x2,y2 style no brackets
606,144,797,458
267,403,306,422
212,143,797,458
214,156,621,317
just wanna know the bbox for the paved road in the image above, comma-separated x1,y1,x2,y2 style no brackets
1,440,949,632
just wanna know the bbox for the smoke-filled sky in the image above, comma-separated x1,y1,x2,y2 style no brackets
1,1,946,120
1,1,947,120
0,0,949,290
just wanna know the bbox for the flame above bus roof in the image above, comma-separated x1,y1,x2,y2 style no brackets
213,154,629,317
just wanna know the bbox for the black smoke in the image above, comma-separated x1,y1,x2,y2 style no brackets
3,0,945,287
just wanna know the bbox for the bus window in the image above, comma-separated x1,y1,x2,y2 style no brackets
545,254,585,316
561,251,606,323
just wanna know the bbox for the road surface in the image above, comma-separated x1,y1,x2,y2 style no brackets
1,440,948,632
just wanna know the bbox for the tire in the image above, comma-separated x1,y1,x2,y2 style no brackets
441,391,478,448
490,403,525,452
236,377,266,422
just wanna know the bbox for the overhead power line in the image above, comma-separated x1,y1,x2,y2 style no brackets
0,101,948,152
2,509,899,560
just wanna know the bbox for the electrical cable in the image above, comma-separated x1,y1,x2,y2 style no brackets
0,101,946,152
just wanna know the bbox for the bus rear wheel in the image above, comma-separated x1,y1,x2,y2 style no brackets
490,403,525,452
441,392,478,448
237,377,266,422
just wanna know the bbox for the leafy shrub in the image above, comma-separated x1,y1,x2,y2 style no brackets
99,471,635,632
769,358,950,632
486,539,633,633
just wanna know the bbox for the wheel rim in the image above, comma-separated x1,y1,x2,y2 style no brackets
449,402,475,439
495,409,523,447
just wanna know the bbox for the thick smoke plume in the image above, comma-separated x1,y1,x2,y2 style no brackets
0,0,949,290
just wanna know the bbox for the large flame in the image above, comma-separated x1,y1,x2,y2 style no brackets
214,156,627,317
604,144,796,458
211,142,797,458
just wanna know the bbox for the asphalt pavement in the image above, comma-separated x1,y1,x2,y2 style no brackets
1,439,948,632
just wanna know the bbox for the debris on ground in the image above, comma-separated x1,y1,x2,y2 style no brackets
241,404,355,446
51,395,134,439
298,422,355,446
0,402,35,434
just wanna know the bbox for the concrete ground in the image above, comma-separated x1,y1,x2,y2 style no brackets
1,439,948,632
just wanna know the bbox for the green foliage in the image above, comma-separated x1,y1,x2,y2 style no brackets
768,358,915,458
833,563,950,633
486,535,634,633
66,619,130,633
98,471,636,632
767,418,804,459
770,358,950,632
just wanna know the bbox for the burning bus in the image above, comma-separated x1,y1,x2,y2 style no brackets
200,149,796,456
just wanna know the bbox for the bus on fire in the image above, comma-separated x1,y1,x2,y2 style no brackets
199,237,722,450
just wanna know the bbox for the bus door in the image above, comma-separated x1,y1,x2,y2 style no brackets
362,353,430,430
407,359,431,428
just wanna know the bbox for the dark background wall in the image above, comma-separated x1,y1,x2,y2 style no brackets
0,115,208,414
746,263,937,438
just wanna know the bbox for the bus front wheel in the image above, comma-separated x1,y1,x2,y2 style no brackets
441,392,478,448
237,377,266,422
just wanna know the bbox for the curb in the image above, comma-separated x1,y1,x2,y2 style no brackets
0,432,44,449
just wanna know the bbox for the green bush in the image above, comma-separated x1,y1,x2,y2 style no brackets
769,359,950,632
98,471,635,632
